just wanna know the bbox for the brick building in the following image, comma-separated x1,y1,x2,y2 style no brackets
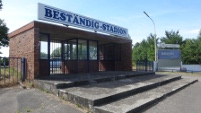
9,21,132,79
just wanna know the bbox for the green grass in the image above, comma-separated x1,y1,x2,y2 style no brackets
0,67,21,78
76,104,82,108
60,96,65,100
0,67,22,87
15,110,21,113
26,107,31,112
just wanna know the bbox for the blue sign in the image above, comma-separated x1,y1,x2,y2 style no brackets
38,3,129,38
158,50,181,59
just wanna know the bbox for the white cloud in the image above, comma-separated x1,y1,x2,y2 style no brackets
180,29,200,39
187,29,200,34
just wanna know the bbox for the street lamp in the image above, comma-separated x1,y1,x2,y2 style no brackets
143,11,157,62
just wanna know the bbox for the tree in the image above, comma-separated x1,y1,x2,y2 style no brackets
0,0,2,10
0,0,9,47
132,33,158,65
51,47,61,58
0,19,9,46
132,42,140,63
181,39,195,64
160,30,183,45
146,34,155,61
133,30,201,65
180,29,201,64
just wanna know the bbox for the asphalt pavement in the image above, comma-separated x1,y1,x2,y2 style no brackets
0,86,84,113
144,73,201,113
0,72,201,113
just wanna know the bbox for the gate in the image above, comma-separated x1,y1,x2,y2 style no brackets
136,61,153,72
0,57,26,88
50,40,62,74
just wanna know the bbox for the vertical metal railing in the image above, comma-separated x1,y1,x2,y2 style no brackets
0,57,26,88
50,40,62,75
136,61,153,72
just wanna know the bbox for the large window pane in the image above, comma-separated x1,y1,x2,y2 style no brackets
69,39,77,60
89,41,97,60
78,40,87,60
40,34,48,59
50,40,62,59
63,43,70,60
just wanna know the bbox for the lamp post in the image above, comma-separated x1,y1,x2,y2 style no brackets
143,11,157,62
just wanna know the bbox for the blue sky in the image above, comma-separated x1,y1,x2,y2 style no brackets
0,0,201,56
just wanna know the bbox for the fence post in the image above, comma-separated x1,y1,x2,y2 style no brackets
0,57,1,78
152,61,154,72
21,58,26,82
145,61,147,72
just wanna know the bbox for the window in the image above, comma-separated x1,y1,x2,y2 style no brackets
78,40,87,60
40,34,48,59
69,39,77,60
63,43,70,60
89,41,97,60
63,39,98,61
50,40,62,59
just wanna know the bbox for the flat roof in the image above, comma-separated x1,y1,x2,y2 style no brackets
9,21,132,44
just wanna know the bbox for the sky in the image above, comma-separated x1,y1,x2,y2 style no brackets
0,0,201,57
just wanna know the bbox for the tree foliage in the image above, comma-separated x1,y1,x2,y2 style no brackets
181,30,201,64
0,0,9,47
51,47,61,58
0,0,2,10
132,30,201,65
132,33,156,64
0,19,9,46
160,30,183,44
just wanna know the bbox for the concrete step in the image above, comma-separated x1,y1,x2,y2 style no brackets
34,72,154,95
58,75,181,110
54,72,155,89
94,78,198,113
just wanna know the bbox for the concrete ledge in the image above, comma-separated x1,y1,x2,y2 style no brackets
55,80,90,89
34,72,155,91
58,75,181,110
93,75,181,106
34,80,59,95
95,79,198,113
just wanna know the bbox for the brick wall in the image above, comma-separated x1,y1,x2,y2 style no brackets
119,43,132,71
9,24,40,80
89,61,98,72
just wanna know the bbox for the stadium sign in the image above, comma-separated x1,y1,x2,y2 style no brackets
38,3,129,38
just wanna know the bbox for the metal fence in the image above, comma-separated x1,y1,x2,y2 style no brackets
136,61,153,72
0,57,26,88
